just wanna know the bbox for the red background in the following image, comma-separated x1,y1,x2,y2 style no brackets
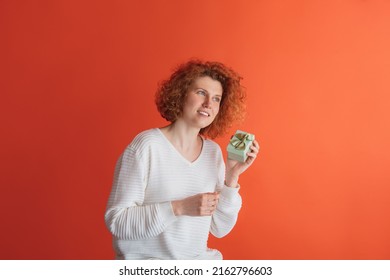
1,0,390,259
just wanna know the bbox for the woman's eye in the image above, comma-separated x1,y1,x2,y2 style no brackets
213,97,221,102
197,90,206,96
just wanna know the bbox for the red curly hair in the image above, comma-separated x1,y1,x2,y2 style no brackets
155,59,246,139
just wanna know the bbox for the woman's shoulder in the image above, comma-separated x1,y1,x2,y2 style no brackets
132,128,160,141
127,128,161,150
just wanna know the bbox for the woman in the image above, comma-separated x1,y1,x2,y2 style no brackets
105,59,259,259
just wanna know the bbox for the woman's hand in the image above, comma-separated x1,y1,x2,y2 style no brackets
225,139,260,188
171,192,219,216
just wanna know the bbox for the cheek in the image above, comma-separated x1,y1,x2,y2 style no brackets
214,103,221,114
210,107,220,119
184,95,199,107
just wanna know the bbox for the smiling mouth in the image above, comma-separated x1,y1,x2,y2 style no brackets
197,110,210,117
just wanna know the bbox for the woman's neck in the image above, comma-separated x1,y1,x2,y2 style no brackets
160,121,201,152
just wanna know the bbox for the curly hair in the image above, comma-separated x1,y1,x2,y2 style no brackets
155,59,246,139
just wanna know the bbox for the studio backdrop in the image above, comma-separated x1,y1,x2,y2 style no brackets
1,0,390,259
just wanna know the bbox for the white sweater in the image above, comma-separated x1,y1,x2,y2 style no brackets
105,128,242,259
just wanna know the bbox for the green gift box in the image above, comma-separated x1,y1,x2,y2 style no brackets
227,130,255,162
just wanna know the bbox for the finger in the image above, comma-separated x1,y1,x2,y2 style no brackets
249,146,259,154
245,153,257,164
205,192,218,196
247,151,258,157
208,198,219,208
202,193,213,202
209,205,217,213
202,194,217,208
207,192,219,200
250,141,260,152
251,141,260,152
200,207,214,216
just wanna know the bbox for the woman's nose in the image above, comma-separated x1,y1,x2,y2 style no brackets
202,97,211,108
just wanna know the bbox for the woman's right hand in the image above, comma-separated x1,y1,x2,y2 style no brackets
171,192,219,216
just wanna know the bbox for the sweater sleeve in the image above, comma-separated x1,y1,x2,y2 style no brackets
210,149,242,238
104,145,177,240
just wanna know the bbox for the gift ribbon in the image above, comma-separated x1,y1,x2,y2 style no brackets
230,133,250,150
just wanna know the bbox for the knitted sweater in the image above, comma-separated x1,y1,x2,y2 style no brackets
104,128,242,259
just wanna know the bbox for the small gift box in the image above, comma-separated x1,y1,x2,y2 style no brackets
227,130,255,162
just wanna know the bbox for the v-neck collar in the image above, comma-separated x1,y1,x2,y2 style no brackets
155,128,204,166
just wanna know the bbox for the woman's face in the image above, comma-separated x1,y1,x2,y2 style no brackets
180,76,223,129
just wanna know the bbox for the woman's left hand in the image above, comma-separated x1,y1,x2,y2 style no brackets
225,139,260,188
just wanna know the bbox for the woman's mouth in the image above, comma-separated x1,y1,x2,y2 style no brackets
197,110,210,117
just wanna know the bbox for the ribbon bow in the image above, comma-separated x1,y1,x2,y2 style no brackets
230,133,250,150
